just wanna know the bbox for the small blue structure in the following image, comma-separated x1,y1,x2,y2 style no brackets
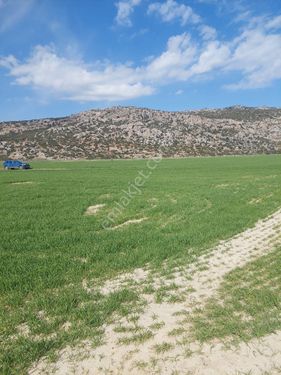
3,160,31,170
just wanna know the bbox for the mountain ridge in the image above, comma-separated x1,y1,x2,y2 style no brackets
1,106,281,160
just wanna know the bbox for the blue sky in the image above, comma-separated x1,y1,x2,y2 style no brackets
0,0,281,120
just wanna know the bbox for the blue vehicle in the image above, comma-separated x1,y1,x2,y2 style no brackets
3,160,31,170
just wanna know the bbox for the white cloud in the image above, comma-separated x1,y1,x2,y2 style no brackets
190,40,230,75
199,25,217,40
175,89,183,95
265,15,281,31
115,0,141,27
0,45,153,101
147,0,218,51
225,28,281,89
145,33,196,81
0,54,18,68
148,0,200,26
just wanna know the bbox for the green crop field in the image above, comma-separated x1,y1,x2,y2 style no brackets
1,154,281,374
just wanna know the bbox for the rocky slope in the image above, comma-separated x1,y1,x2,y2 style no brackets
0,106,281,159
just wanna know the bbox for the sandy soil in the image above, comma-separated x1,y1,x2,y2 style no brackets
84,204,106,215
111,218,147,230
11,181,34,185
29,208,281,375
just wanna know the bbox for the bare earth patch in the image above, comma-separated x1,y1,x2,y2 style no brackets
111,218,147,230
84,204,106,216
11,181,34,185
29,208,281,375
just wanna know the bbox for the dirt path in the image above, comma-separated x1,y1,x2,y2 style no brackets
30,209,281,375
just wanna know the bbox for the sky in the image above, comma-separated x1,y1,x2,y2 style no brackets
0,0,281,120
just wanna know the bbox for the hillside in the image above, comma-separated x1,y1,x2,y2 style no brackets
0,106,281,159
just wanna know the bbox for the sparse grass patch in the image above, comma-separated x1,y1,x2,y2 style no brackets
166,294,185,303
192,246,281,343
143,284,156,294
168,327,185,337
134,360,148,370
149,321,165,331
154,283,180,303
0,286,141,374
154,342,174,354
113,324,141,334
118,330,154,345
197,264,209,272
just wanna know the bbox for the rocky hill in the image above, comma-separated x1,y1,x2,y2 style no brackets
0,106,281,160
